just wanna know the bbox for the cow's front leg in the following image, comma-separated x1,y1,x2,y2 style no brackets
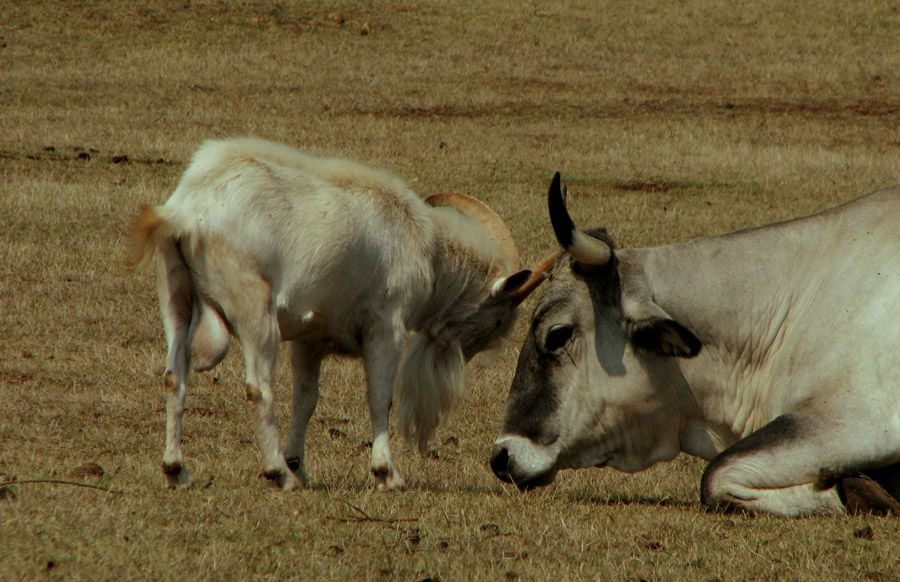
700,415,846,516
363,326,406,491
283,340,324,486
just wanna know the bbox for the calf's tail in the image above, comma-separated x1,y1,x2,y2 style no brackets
126,204,169,271
125,204,230,372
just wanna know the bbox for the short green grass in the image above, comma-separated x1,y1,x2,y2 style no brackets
2,1,900,580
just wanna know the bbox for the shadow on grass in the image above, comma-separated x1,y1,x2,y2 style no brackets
564,490,699,510
306,478,504,497
308,475,700,511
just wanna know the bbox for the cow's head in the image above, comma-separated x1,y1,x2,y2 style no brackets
490,173,702,489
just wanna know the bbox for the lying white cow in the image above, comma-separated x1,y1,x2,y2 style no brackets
128,138,548,490
491,172,900,516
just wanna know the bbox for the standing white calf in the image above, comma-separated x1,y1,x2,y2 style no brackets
127,138,549,490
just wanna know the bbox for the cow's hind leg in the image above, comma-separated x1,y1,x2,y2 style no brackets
156,240,193,488
283,340,324,485
700,415,846,516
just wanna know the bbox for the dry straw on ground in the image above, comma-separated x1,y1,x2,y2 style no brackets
2,1,900,580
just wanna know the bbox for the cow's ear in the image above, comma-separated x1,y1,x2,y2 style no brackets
618,263,701,358
627,317,702,358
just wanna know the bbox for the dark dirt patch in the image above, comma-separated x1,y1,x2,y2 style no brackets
344,97,900,121
350,103,498,119
0,147,175,166
614,181,676,193
721,99,899,117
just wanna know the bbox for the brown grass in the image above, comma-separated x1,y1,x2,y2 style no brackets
2,1,900,580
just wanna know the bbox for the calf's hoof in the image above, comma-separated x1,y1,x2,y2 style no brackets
283,457,309,487
372,466,407,491
285,457,301,473
261,468,303,491
162,461,190,488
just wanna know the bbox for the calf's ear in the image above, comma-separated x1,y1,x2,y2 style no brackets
491,269,533,296
627,317,701,358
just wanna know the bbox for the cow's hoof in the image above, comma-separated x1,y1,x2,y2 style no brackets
281,473,303,491
839,475,900,516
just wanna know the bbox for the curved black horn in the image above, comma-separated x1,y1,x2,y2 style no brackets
547,172,611,266
548,172,575,248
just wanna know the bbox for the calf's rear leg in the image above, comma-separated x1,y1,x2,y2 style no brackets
862,461,900,501
838,464,900,516
156,241,193,488
239,316,303,491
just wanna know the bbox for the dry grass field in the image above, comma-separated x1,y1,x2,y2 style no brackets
3,1,900,580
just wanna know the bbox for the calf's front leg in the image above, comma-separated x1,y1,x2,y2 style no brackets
282,340,324,486
363,326,407,491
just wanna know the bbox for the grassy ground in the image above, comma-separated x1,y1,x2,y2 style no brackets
2,1,900,580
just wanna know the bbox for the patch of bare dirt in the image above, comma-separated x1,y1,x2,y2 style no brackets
68,463,105,479
350,103,499,119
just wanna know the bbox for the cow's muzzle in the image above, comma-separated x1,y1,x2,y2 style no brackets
490,438,558,490
490,446,513,483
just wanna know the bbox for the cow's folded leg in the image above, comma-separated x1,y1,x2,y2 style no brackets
705,480,845,516
700,415,846,516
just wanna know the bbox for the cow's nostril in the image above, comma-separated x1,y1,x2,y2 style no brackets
490,447,512,483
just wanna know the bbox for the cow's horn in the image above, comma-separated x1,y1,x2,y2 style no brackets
547,172,611,266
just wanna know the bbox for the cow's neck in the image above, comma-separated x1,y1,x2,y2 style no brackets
626,211,845,458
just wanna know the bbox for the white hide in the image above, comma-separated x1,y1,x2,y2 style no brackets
130,138,536,491
493,180,900,516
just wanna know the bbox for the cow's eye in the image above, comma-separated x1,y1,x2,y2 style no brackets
544,324,574,353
